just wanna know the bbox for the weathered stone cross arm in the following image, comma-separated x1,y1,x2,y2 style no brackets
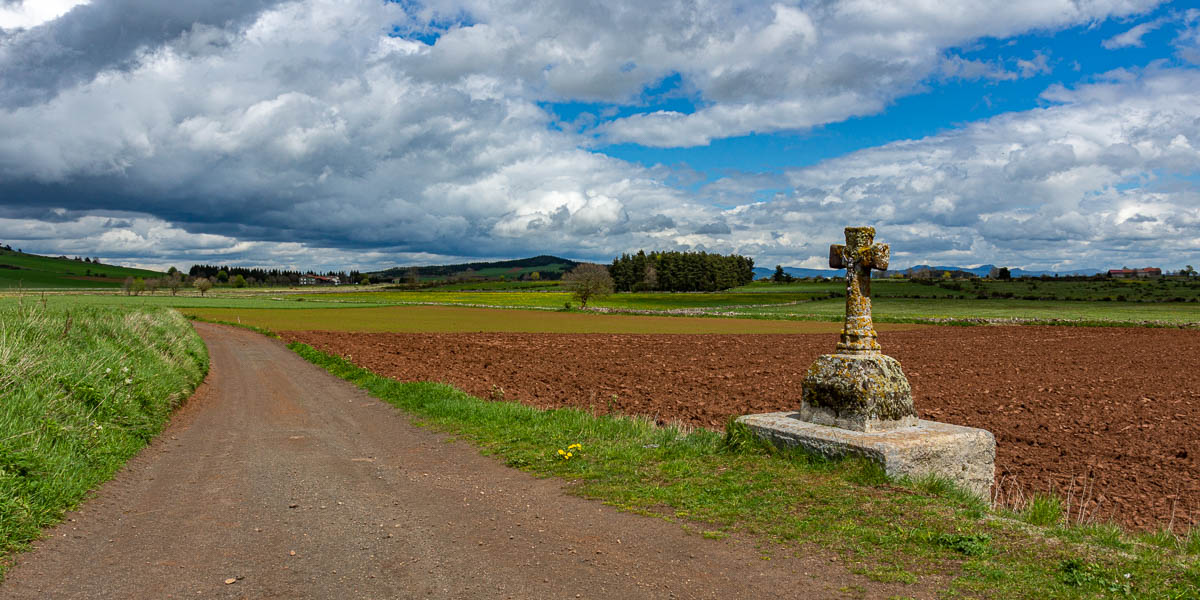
828,238,889,272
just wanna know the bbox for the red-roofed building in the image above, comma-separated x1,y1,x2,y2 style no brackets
1107,267,1161,279
299,274,341,285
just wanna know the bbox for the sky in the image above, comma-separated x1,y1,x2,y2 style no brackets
0,0,1198,273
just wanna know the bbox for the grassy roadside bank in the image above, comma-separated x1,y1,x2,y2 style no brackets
0,302,208,575
291,341,1199,598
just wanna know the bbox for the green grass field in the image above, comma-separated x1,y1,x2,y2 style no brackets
736,296,1200,325
0,249,162,289
183,305,924,334
297,289,829,310
0,302,207,572
6,270,1198,330
294,342,1200,599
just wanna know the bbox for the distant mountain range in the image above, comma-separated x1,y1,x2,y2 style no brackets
752,264,1104,279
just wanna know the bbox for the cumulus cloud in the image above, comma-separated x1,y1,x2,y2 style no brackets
718,67,1200,270
0,0,1188,272
0,0,285,107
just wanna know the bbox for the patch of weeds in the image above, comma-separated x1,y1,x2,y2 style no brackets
1075,522,1128,550
719,417,775,455
1058,557,1133,596
700,530,727,540
1138,527,1179,550
1022,493,1062,526
934,532,992,557
842,457,888,487
1185,527,1200,555
907,473,988,517
860,563,919,585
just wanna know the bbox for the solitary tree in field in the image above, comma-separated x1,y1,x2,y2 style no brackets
194,277,213,296
122,277,133,296
166,272,183,295
562,263,614,308
131,277,147,296
233,274,247,288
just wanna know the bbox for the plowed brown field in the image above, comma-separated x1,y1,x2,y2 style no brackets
282,326,1200,530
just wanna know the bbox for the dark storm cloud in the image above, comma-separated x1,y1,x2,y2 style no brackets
0,0,283,107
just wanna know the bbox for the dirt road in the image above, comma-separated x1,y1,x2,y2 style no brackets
1,323,922,599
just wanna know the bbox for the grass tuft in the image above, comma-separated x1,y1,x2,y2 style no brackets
1022,493,1063,527
1186,528,1200,555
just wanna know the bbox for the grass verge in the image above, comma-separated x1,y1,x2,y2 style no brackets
291,341,1199,598
0,301,208,575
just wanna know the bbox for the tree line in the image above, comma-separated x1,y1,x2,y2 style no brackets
608,250,755,292
187,265,360,286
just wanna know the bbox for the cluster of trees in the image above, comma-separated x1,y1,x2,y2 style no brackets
188,265,360,287
122,267,190,296
609,251,755,292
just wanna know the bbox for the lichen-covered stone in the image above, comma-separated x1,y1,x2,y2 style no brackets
736,413,995,499
800,353,917,432
829,226,889,354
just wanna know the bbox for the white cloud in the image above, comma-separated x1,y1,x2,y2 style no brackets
1102,17,1166,49
0,0,89,29
717,67,1200,270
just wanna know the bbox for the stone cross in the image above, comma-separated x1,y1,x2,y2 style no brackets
828,226,890,354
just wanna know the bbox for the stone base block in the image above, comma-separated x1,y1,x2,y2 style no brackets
801,353,916,431
736,412,995,500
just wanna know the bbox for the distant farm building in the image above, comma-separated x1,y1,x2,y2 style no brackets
299,274,341,285
1107,268,1161,279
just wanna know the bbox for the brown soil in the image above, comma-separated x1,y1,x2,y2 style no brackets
1,323,926,599
282,326,1200,530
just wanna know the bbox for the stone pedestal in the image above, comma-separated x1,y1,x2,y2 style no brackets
736,412,995,499
800,353,917,432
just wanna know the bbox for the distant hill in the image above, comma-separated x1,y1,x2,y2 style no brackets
0,248,163,289
754,263,1104,280
371,255,581,281
902,264,1103,278
752,266,842,279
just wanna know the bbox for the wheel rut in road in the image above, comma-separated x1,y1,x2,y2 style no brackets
1,322,931,599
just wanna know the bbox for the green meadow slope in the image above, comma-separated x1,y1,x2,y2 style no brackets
0,249,162,289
